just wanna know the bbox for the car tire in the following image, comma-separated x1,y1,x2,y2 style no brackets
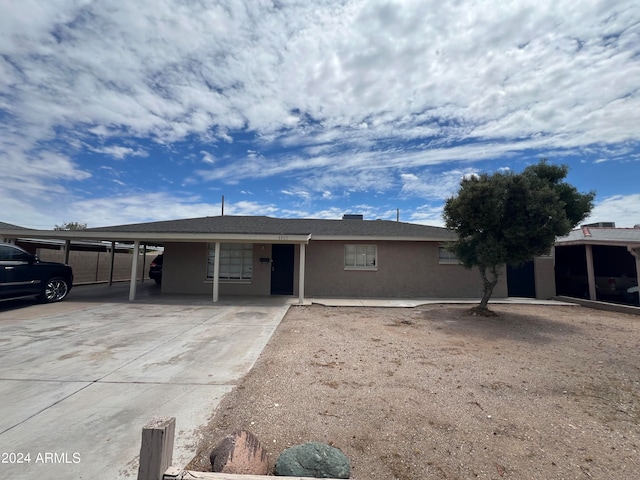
38,277,70,303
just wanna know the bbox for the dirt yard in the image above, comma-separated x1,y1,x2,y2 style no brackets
187,304,640,479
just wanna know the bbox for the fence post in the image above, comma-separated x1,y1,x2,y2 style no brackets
137,417,175,480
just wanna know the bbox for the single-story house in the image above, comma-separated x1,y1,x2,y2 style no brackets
1,215,511,302
555,223,640,304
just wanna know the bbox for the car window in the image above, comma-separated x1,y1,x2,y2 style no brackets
0,244,31,262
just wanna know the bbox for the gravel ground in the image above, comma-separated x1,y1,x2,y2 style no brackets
187,304,640,479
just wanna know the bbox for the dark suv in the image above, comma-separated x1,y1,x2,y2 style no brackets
0,242,73,303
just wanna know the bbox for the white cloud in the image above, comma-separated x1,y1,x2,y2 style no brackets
281,188,311,203
2,0,638,154
200,151,216,164
90,145,148,160
400,168,479,200
52,193,280,228
585,194,640,228
406,205,446,227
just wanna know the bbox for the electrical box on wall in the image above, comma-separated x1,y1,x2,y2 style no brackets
259,257,270,263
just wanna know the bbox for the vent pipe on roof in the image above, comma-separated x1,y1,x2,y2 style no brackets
221,195,224,216
397,209,399,222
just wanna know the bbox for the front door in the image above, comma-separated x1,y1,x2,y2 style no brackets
507,261,536,298
271,244,294,295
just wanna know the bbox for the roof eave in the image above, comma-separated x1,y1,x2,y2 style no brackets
0,229,311,244
311,234,456,242
555,238,640,247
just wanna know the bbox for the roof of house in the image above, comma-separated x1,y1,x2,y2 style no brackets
86,215,455,241
0,216,455,243
556,226,640,246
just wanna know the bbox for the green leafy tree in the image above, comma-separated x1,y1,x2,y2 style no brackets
54,221,88,231
443,160,595,314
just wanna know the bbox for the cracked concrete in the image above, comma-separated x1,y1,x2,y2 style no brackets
0,294,289,479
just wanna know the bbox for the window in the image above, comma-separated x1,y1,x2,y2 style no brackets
344,245,377,270
0,244,31,262
207,243,253,280
439,245,460,264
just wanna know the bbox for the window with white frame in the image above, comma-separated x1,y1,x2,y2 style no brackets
207,243,253,280
344,244,377,270
439,245,460,264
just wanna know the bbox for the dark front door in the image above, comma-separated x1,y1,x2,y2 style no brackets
507,261,536,298
271,244,294,295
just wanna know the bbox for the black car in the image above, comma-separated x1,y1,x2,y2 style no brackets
0,242,73,303
149,254,163,284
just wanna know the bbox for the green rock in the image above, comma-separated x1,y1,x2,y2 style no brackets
275,442,350,478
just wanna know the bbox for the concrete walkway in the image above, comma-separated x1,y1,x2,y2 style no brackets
306,297,578,307
0,299,290,479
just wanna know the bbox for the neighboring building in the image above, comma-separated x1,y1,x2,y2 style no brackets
1,215,510,301
555,223,640,305
0,221,27,232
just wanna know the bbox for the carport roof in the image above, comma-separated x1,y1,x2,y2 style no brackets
1,215,456,243
556,226,640,246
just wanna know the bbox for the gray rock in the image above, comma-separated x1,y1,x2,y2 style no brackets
209,430,269,475
275,442,350,478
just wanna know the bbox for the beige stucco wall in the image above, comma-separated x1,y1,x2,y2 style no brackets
161,242,277,296
161,240,508,299
305,240,507,298
534,255,556,299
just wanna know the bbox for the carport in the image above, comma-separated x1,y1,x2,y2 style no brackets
0,227,311,304
555,225,640,303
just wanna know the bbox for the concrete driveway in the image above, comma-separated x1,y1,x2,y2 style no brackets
0,289,290,479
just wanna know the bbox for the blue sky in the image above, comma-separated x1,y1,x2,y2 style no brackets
1,0,639,229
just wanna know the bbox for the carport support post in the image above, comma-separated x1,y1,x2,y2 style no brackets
141,244,147,283
629,246,640,305
636,255,640,305
633,250,640,304
64,239,71,265
129,240,140,301
212,241,220,302
109,241,115,286
585,244,597,300
298,242,306,305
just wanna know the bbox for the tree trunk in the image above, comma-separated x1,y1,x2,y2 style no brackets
477,265,501,312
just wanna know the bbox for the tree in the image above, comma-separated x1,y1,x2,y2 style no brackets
443,160,595,315
54,221,88,231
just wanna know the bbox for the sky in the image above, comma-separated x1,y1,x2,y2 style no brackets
1,0,639,230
